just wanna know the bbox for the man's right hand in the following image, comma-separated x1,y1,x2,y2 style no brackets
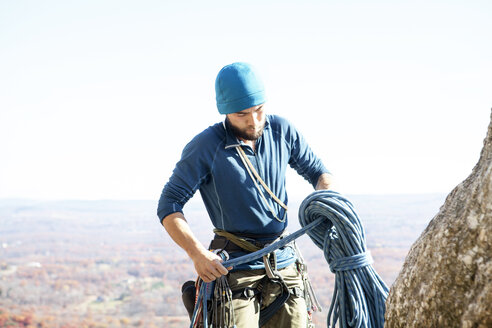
190,249,231,282
161,212,231,283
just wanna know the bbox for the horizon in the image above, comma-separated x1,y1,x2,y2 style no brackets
0,190,449,203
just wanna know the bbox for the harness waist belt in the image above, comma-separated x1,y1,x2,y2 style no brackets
208,235,246,253
210,229,286,253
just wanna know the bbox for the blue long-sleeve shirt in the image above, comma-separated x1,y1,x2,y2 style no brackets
157,114,330,269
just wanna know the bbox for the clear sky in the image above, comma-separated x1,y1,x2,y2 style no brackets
1,0,491,201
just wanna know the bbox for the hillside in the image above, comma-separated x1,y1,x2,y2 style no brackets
0,193,445,327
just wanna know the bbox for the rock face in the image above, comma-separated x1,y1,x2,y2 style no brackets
385,110,492,328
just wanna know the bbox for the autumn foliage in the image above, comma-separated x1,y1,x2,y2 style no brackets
0,195,444,327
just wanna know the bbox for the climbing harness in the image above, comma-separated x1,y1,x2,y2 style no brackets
204,229,317,327
190,190,389,328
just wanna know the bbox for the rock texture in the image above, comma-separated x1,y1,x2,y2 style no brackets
385,110,492,328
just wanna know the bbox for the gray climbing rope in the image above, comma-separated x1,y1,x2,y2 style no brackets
299,190,388,328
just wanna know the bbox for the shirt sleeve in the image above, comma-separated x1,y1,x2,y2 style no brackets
286,120,330,188
157,134,212,223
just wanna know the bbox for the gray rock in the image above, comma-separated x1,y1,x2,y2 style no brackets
385,110,492,328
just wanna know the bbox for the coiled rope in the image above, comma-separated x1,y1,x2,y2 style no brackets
190,190,388,328
299,190,389,328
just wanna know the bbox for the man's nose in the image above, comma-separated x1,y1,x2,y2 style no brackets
248,112,260,125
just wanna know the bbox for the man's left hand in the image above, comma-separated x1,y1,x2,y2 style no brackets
316,173,335,190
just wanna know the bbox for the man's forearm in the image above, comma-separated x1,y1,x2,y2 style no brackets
161,212,207,259
316,173,334,190
161,212,229,282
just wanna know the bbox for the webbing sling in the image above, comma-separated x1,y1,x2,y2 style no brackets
235,145,287,222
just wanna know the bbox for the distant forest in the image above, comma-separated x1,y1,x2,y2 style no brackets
0,194,445,327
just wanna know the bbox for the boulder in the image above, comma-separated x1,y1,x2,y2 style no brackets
385,110,492,328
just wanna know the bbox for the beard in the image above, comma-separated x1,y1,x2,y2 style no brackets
226,117,265,141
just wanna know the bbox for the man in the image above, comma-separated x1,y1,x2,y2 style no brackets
158,62,333,327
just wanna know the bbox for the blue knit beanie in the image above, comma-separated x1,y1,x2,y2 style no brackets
215,62,266,115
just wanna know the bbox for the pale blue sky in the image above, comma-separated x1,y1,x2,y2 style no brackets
1,0,491,200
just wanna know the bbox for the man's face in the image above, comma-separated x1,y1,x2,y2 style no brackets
226,104,266,141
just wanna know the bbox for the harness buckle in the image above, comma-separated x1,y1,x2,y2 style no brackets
291,286,303,298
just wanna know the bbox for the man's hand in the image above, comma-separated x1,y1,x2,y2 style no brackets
316,173,335,190
190,249,230,282
161,212,231,282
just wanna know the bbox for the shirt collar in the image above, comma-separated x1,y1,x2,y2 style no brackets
223,115,271,149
